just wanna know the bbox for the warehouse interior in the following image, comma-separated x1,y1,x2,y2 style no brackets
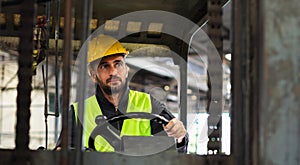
0,0,299,164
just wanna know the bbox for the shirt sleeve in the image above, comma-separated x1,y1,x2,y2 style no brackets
53,105,77,150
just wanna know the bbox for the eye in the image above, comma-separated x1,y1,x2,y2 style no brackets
98,63,109,70
115,61,124,68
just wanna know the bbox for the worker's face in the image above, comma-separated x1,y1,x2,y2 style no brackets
90,55,128,95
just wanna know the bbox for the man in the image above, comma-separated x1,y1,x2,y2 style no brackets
56,34,188,153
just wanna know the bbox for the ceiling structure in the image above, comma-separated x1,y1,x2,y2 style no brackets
0,0,231,99
0,0,231,55
0,1,232,118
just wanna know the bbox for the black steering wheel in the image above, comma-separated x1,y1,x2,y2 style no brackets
88,112,170,152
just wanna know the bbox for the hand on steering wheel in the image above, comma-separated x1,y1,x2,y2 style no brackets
88,112,170,151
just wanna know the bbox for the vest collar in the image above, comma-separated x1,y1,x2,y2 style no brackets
95,85,129,115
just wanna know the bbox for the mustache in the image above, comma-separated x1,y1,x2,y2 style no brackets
106,76,122,83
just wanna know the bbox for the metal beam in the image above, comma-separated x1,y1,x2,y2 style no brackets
231,0,249,164
13,0,35,164
60,0,73,164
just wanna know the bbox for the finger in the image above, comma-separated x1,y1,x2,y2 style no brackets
165,124,179,136
168,121,186,138
163,119,175,130
166,127,184,138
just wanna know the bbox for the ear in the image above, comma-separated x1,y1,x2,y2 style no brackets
89,68,98,83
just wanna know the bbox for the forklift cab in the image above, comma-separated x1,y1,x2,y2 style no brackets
71,6,225,154
1,0,297,164
0,0,231,164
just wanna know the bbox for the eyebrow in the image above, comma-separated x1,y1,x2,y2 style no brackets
99,59,123,66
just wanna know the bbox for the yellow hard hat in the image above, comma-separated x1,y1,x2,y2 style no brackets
87,34,128,63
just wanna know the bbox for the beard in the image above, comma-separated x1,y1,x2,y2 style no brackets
98,76,125,95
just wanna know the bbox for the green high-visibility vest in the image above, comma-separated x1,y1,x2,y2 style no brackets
73,90,152,152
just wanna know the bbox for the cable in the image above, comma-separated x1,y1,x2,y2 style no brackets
54,0,60,117
42,65,48,150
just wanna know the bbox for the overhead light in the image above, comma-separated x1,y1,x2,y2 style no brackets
164,85,170,91
90,19,98,30
59,17,76,29
104,20,120,32
191,95,197,100
13,14,21,27
147,22,163,37
59,17,64,28
225,53,231,61
126,21,142,33
0,13,6,26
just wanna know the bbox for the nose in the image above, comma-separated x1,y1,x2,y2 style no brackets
107,64,118,75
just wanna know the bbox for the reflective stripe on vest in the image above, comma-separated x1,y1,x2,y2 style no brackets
73,90,152,152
